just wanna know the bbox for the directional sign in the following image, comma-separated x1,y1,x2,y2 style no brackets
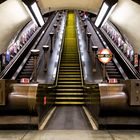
97,49,112,64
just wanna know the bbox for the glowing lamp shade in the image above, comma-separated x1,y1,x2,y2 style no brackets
31,2,45,26
95,3,109,27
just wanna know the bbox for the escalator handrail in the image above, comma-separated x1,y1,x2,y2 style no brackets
76,12,84,87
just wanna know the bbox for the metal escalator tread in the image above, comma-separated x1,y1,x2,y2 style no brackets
55,12,84,105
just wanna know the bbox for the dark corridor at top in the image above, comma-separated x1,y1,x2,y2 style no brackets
0,10,140,129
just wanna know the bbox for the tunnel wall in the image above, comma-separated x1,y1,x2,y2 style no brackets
0,0,30,53
38,0,103,14
110,0,140,54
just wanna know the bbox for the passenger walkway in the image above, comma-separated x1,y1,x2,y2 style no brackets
0,130,140,140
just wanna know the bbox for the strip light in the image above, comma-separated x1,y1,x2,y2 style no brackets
31,2,45,26
101,3,117,27
22,2,38,26
95,1,118,28
95,3,109,27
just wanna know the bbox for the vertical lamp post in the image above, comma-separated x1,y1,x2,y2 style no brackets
86,32,92,52
84,24,87,41
49,32,54,53
58,13,61,18
92,46,98,72
82,18,85,25
56,18,60,31
31,49,40,83
95,0,118,28
43,45,49,72
53,24,57,40
22,0,45,27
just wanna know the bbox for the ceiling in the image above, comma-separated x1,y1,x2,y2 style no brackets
37,0,103,14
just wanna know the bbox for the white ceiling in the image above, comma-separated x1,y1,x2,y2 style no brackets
37,0,103,14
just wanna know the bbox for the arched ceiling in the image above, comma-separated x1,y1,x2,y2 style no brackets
37,0,103,14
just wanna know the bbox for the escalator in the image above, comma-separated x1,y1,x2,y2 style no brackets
83,16,130,81
55,11,84,105
96,26,140,79
44,12,92,130
0,12,57,80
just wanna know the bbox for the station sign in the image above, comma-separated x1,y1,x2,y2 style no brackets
97,49,112,64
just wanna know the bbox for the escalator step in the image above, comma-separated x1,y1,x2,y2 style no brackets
58,81,81,84
56,93,83,95
26,63,33,66
25,66,34,68
59,69,80,71
21,72,32,75
55,102,85,105
107,63,114,66
56,89,83,92
60,64,80,66
18,75,30,78
106,69,118,72
59,73,80,75
58,78,81,81
56,97,84,100
107,72,120,74
58,75,81,78
109,75,122,78
57,85,82,88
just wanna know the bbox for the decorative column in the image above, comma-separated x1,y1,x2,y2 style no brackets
58,13,61,19
86,32,92,52
92,46,98,72
43,45,49,72
31,49,40,83
49,32,54,53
